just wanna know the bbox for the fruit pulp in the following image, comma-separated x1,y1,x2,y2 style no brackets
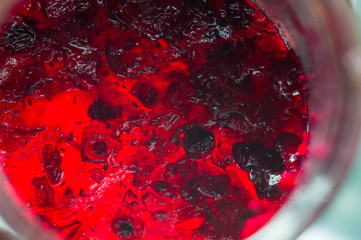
0,0,309,239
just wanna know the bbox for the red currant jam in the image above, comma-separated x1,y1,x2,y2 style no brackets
0,0,308,239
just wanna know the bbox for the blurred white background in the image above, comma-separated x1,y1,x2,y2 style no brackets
298,146,361,240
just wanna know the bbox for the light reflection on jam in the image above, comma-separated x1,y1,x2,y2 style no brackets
0,0,308,239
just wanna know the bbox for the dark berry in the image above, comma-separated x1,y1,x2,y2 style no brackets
0,18,36,54
249,148,285,174
183,126,215,159
131,82,158,109
88,99,121,121
152,180,169,193
163,82,186,108
64,187,72,196
42,144,63,185
233,142,286,201
249,169,284,201
110,215,144,239
232,142,263,172
111,220,134,238
103,164,109,171
79,188,85,197
244,148,286,201
94,141,107,155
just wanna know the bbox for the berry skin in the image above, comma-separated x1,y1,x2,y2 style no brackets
247,148,286,201
152,180,169,193
31,177,55,207
249,168,284,201
131,82,158,109
163,82,186,109
105,35,158,77
111,220,134,238
273,132,302,154
2,65,46,100
42,144,63,185
88,99,121,121
233,142,285,174
183,126,215,160
233,142,287,201
80,124,120,165
93,141,107,155
232,142,263,172
271,53,304,99
250,148,286,174
180,174,231,206
0,18,36,54
110,214,144,240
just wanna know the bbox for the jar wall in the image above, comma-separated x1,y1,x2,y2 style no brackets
250,0,361,239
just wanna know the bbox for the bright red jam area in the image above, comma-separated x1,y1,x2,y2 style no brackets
0,0,308,239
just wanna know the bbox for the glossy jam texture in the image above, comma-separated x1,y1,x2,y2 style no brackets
0,0,308,239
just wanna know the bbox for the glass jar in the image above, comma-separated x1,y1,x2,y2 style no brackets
0,0,360,239
249,0,361,239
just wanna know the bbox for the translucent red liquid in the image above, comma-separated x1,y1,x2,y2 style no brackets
0,0,308,239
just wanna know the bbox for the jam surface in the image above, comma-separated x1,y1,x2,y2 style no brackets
0,0,308,239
